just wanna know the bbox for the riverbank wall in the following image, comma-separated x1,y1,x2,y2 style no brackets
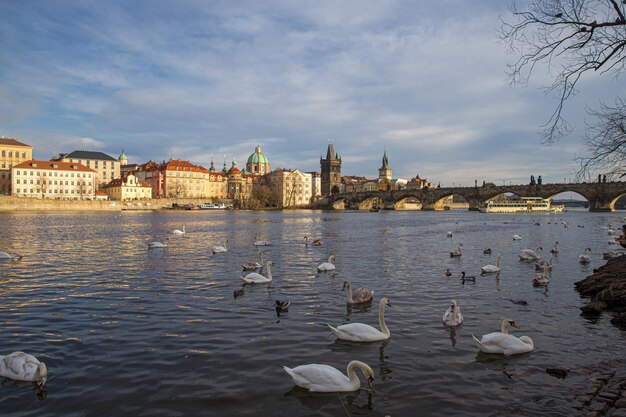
0,196,220,212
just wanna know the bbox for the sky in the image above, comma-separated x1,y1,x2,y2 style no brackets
1,0,622,187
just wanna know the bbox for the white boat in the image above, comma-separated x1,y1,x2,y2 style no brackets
199,203,228,210
479,197,564,214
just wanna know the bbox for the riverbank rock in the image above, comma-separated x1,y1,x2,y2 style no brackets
575,256,626,328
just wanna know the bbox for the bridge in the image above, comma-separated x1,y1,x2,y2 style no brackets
328,182,626,212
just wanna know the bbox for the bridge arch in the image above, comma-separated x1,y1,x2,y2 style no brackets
358,196,384,210
394,195,422,210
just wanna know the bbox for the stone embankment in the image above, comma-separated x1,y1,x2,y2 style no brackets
573,366,626,417
0,196,220,212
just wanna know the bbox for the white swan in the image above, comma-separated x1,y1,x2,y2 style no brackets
447,231,453,237
450,243,463,257
0,251,22,260
519,246,542,261
148,241,167,248
0,351,47,386
328,298,391,342
472,319,534,355
212,240,228,254
608,228,616,235
317,255,336,272
512,234,523,240
579,247,591,264
254,236,270,246
481,254,501,274
533,263,550,286
442,300,463,327
343,280,374,304
241,261,273,284
283,360,374,392
172,226,185,235
550,241,559,254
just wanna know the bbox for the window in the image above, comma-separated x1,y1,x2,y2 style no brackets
16,179,20,184
1,150,4,157
8,151,12,157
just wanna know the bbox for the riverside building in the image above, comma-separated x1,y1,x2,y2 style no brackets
263,169,313,208
11,160,96,199
54,150,120,188
0,138,33,195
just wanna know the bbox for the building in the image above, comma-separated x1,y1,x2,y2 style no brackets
0,138,33,195
159,159,209,198
263,169,313,208
378,149,392,181
306,171,321,198
101,173,152,201
11,160,96,199
320,143,341,196
246,145,271,175
226,161,258,201
55,150,120,188
407,174,432,190
342,175,368,193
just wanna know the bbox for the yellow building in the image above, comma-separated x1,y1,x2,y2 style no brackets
101,173,152,201
263,169,313,208
11,160,96,199
0,138,33,195
55,150,121,188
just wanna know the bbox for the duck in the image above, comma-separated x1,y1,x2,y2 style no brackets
450,243,463,257
532,263,550,286
328,298,391,342
0,351,47,386
304,236,323,246
447,231,454,237
519,246,542,261
172,226,185,235
472,319,534,355
241,261,273,284
481,255,501,274
148,241,167,248
343,280,374,304
242,250,265,271
513,234,523,240
212,240,228,254
283,360,374,393
276,300,290,316
233,288,244,298
445,268,452,277
460,271,476,283
550,241,560,254
442,300,463,327
535,253,553,271
254,237,271,246
579,248,591,264
483,248,492,255
316,255,336,272
0,251,22,260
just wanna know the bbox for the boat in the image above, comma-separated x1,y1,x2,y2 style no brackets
479,197,565,214
199,203,229,210
370,205,380,212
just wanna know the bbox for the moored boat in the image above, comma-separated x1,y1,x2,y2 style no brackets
479,197,564,213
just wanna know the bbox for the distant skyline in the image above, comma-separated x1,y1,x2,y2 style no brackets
1,1,621,186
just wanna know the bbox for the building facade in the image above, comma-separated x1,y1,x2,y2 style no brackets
246,145,271,175
263,169,313,208
55,150,120,188
378,149,392,181
306,171,321,198
101,173,152,201
11,160,96,199
0,138,33,195
320,143,341,196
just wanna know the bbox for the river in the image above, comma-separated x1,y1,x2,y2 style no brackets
1,209,625,416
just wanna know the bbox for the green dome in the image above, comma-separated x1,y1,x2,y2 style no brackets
247,145,269,165
118,149,128,161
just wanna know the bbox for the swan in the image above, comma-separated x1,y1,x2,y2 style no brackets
254,237,270,246
241,261,273,284
513,234,523,240
445,268,452,277
603,251,624,260
579,248,591,264
447,231,454,237
212,240,228,254
481,255,501,274
442,300,463,326
328,298,391,342
472,319,534,355
317,255,336,272
148,241,167,248
609,237,619,245
608,228,616,235
283,360,374,392
0,352,47,386
483,248,492,254
533,263,550,286
550,241,559,254
519,246,542,261
535,253,553,271
450,243,463,257
343,280,374,304
0,251,22,260
172,226,185,235
242,250,265,271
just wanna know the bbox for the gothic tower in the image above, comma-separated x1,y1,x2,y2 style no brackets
378,148,392,181
320,143,341,195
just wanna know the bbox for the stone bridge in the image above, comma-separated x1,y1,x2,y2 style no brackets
329,182,626,212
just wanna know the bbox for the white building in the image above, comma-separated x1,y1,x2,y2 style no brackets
12,160,96,199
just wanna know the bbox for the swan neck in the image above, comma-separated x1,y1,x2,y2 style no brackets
501,321,509,334
378,300,389,336
346,285,353,303
265,262,272,278
346,361,368,389
496,256,500,268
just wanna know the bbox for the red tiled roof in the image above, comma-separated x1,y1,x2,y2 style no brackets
95,191,108,196
163,159,209,173
0,138,32,148
13,159,96,172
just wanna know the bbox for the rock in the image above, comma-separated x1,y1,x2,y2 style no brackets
616,398,626,408
611,312,626,330
613,410,626,417
584,411,602,417
581,301,608,315
588,401,609,413
546,367,570,379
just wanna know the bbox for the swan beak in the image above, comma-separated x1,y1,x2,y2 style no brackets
511,322,519,329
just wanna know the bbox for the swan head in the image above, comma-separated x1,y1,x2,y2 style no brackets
342,281,351,291
461,271,465,278
501,319,519,333
348,361,375,389
328,255,335,262
381,297,391,307
36,362,47,387
450,300,458,309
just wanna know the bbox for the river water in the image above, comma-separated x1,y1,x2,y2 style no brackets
1,209,625,416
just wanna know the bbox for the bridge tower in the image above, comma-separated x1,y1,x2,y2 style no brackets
378,148,392,181
321,143,341,196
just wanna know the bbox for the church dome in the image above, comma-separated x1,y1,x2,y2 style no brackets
118,149,128,162
227,160,241,175
247,145,269,165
